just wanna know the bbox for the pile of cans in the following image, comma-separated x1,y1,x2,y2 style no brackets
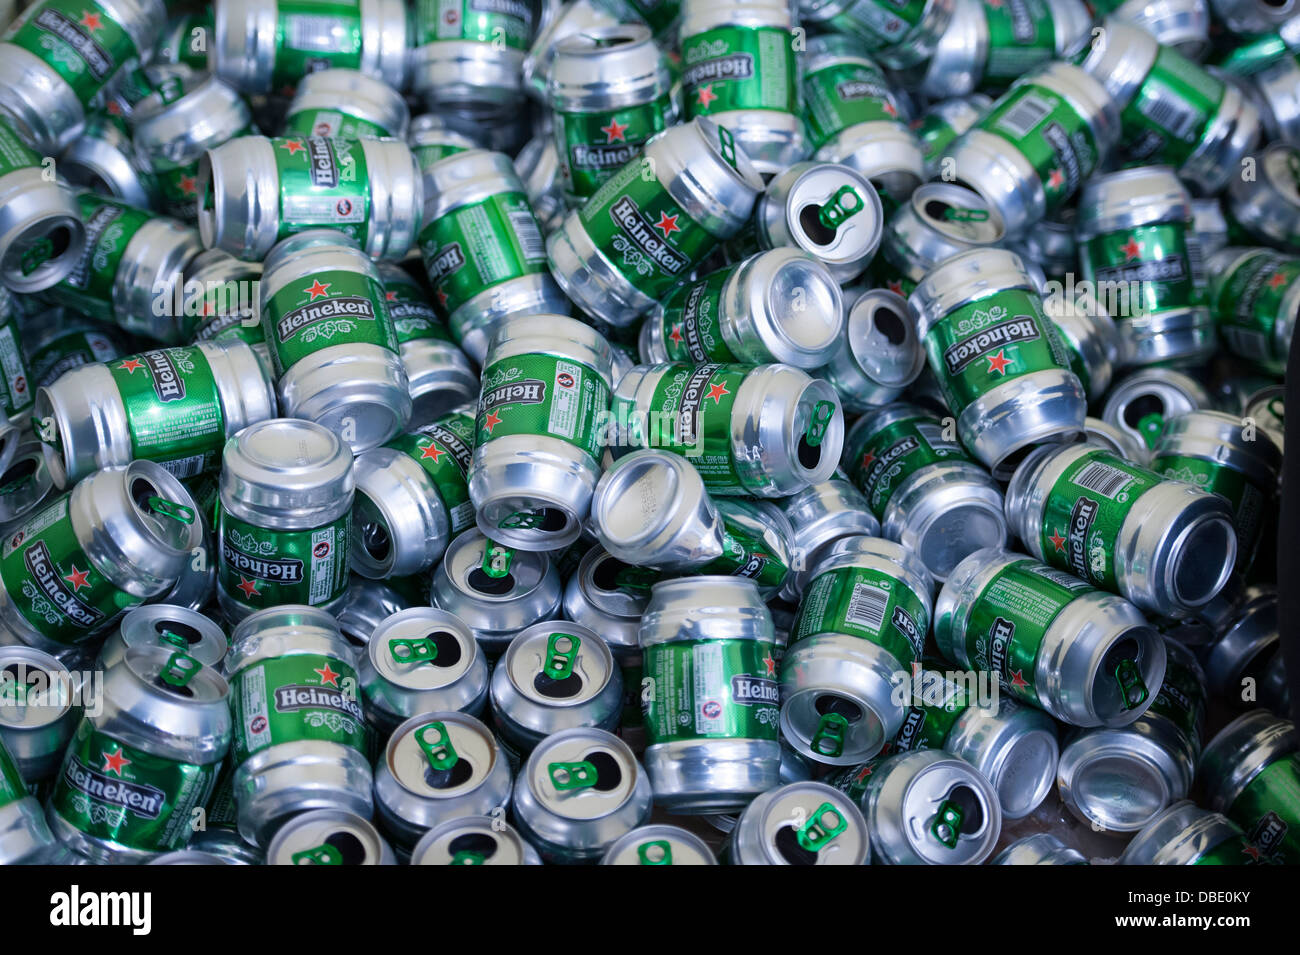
0,0,1294,866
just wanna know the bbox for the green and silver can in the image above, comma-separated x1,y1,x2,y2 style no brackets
283,68,410,141
1119,799,1254,864
265,809,395,865
1198,710,1299,864
728,780,870,864
1206,246,1299,375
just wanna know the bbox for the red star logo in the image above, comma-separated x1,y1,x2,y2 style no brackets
280,139,306,156
304,279,330,300
655,211,680,239
886,280,904,296
178,174,197,196
80,10,104,31
1268,272,1289,290
385,291,397,301
1120,237,1141,261
236,577,260,599
314,663,340,686
63,565,90,592
1009,669,1029,690
883,101,898,118
117,358,145,374
601,118,629,143
106,100,122,116
419,441,445,462
1049,529,1067,552
668,324,684,345
484,409,502,433
987,0,1003,7
761,653,777,678
854,763,874,784
695,85,718,109
101,747,130,776
1047,168,1065,190
1242,844,1262,861
705,380,730,404
435,288,449,307
861,450,876,469
986,350,1013,375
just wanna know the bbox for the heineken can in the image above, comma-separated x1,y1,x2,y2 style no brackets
410,814,542,864
798,0,955,71
548,25,675,206
523,0,621,102
911,247,1087,479
212,0,408,96
198,134,423,262
991,832,1087,864
36,340,276,490
336,575,412,647
639,576,780,812
358,608,489,733
1118,800,1253,864
1098,0,1210,57
817,288,926,411
547,117,763,327
373,711,513,854
96,605,228,673
1078,19,1260,196
0,437,54,531
1005,443,1237,618
0,462,202,659
1207,247,1299,375
22,316,125,392
408,114,480,171
703,738,814,834
802,34,925,207
728,780,869,865
177,249,264,349
781,536,933,765
1082,416,1146,462
935,547,1167,727
418,149,565,365
1150,409,1281,571
778,478,880,600
515,134,567,235
216,418,355,622
600,824,718,864
914,94,991,178
429,529,564,656
284,68,409,141
0,734,56,863
832,748,1002,864
377,264,478,426
0,117,86,293
351,407,476,579
1226,143,1300,248
265,808,396,865
875,182,1007,299
408,0,536,113
1198,710,1299,864
1202,588,1279,703
47,645,230,864
511,725,653,863
1057,636,1206,832
612,362,843,497
639,250,845,370
225,605,371,847
59,111,155,210
1100,366,1209,459
0,644,81,781
1044,293,1120,402
841,403,1007,581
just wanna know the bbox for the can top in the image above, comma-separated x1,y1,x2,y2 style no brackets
759,163,884,278
1075,17,1159,107
562,547,651,651
1056,719,1191,832
265,809,393,866
548,24,670,112
409,816,539,865
734,250,845,367
599,824,718,865
337,576,413,645
524,727,642,818
653,118,764,223
422,149,526,223
118,644,230,710
1075,165,1191,239
432,531,562,638
737,782,870,865
385,711,503,799
884,182,1006,277
367,608,481,692
115,605,228,668
591,449,714,562
498,621,616,707
1197,710,1296,812
287,68,410,138
133,73,251,158
220,418,355,520
841,288,928,389
0,645,77,730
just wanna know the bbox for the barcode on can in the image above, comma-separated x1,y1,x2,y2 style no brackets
507,206,546,262
916,422,960,451
1071,460,1133,499
996,93,1054,140
846,581,890,633
158,454,206,479
547,360,582,440
286,15,346,53
1185,233,1206,292
1136,93,1200,143
693,641,725,735
241,665,272,753
309,526,336,604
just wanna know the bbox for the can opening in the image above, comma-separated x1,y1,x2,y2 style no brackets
153,671,194,698
871,306,909,347
1172,518,1235,607
424,631,463,668
153,620,204,646
797,433,824,471
424,754,474,790
1121,394,1165,430
447,832,498,861
130,477,160,512
772,824,820,865
533,669,584,699
0,455,37,493
466,567,515,595
592,555,633,592
941,784,984,837
322,830,368,865
581,749,622,791
361,521,391,562
814,694,863,724
0,663,46,700
797,204,839,247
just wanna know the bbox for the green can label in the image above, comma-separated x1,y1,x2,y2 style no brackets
554,97,674,200
413,139,470,170
0,119,37,178
477,353,609,460
217,506,350,609
0,317,32,418
642,638,780,743
1211,249,1300,369
834,0,927,45
890,664,984,754
1080,224,1204,320
29,327,120,390
1124,45,1223,168
983,0,1056,81
150,159,209,221
51,195,153,315
656,265,740,363
413,0,535,49
51,720,215,851
386,410,476,534
264,267,398,379
915,112,960,164
1229,755,1300,865
1146,652,1205,752
1191,837,1255,865
273,0,363,92
803,58,902,149
792,564,928,668
273,137,371,244
383,276,454,345
0,736,26,808
844,414,968,519
1151,452,1266,566
285,108,393,141
923,288,1072,412
7,0,137,105
230,653,366,765
1039,450,1161,592
701,516,789,589
681,26,797,117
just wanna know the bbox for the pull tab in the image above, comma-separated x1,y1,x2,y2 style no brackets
159,651,200,688
612,564,662,594
415,721,459,771
797,802,848,852
810,712,848,758
548,760,599,791
146,496,195,525
482,541,514,578
156,628,188,651
818,185,864,231
19,237,53,276
803,400,836,448
389,637,437,664
716,123,738,170
1136,411,1164,450
449,850,485,865
291,844,342,865
637,840,673,865
543,632,580,680
1114,658,1148,710
499,509,548,530
931,799,964,849
942,206,990,222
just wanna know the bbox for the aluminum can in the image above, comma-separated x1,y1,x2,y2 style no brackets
842,402,1007,581
1206,247,1299,375
408,0,536,113
547,117,763,327
524,0,622,102
1082,416,1146,462
639,576,780,811
0,117,86,293
373,711,513,854
418,149,566,365
935,547,1167,727
612,362,843,497
1198,710,1299,864
782,536,933,765
600,823,717,864
798,0,955,71
910,247,1087,479
225,605,372,847
335,575,412,647
409,114,480,171
1207,0,1294,37
511,725,653,863
778,478,880,600
429,529,564,656
410,814,543,864
991,832,1087,864
875,182,1006,298
284,69,409,141
1255,55,1300,146
1005,443,1237,617
914,93,991,178
0,734,56,863
95,605,227,673
0,437,54,532
59,111,154,209
548,25,675,205
640,250,845,370
1100,366,1209,460
1078,19,1260,195
351,406,476,578
212,0,408,96
22,317,124,393
0,644,81,781
728,780,869,864
1043,292,1119,402
1118,800,1253,864
215,418,355,622
1097,0,1210,58
46,645,230,863
1202,588,1279,702
265,808,395,865
817,288,926,410
1226,143,1300,247
358,608,490,733
199,134,423,262
515,134,568,235
176,250,264,350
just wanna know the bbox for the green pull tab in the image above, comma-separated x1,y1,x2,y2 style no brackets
931,799,964,849
803,400,836,448
159,651,200,688
156,629,188,651
797,802,848,852
1114,658,1148,710
548,760,599,791
543,632,580,680
389,637,437,664
19,237,53,276
482,541,514,578
1136,412,1164,450
613,564,662,594
637,840,673,865
810,712,848,758
449,851,485,865
942,206,990,222
818,185,864,230
291,844,342,865
415,721,459,771
716,123,738,170
147,496,195,525
498,509,547,530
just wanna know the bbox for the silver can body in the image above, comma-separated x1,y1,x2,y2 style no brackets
1118,800,1248,864
0,644,82,782
284,68,410,140
817,288,926,411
